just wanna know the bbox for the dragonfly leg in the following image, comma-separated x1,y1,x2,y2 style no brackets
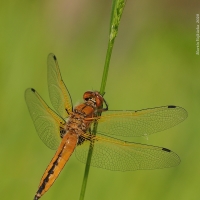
103,98,108,111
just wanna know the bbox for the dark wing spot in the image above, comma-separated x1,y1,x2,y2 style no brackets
162,147,171,152
53,55,57,60
31,88,36,92
168,105,176,108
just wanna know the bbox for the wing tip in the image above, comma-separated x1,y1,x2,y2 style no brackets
168,105,176,108
53,55,57,61
25,88,36,95
168,105,188,119
48,53,57,61
31,88,36,92
162,147,171,152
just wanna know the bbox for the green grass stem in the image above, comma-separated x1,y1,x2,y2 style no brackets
79,1,126,200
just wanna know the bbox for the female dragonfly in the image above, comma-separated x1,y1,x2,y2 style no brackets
25,54,187,200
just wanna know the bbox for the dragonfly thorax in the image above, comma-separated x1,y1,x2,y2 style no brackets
65,102,98,136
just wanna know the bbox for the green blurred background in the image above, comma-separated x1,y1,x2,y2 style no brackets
1,0,200,199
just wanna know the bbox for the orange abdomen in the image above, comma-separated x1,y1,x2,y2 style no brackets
34,133,78,200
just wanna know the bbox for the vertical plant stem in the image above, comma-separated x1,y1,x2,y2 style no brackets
99,42,114,95
79,122,98,200
79,1,126,200
100,0,126,95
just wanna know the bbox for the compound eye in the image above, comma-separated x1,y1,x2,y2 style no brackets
95,93,104,107
83,91,93,101
96,98,101,107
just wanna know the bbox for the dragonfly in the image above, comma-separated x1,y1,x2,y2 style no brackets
25,53,188,200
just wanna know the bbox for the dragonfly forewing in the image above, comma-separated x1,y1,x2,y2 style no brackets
96,106,188,137
47,53,73,119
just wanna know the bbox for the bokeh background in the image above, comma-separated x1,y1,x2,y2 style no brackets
1,0,200,199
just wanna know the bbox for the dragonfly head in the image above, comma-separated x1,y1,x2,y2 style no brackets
83,91,104,108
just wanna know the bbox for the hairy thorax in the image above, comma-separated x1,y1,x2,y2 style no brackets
65,101,97,136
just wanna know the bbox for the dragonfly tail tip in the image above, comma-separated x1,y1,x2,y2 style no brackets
34,194,40,200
